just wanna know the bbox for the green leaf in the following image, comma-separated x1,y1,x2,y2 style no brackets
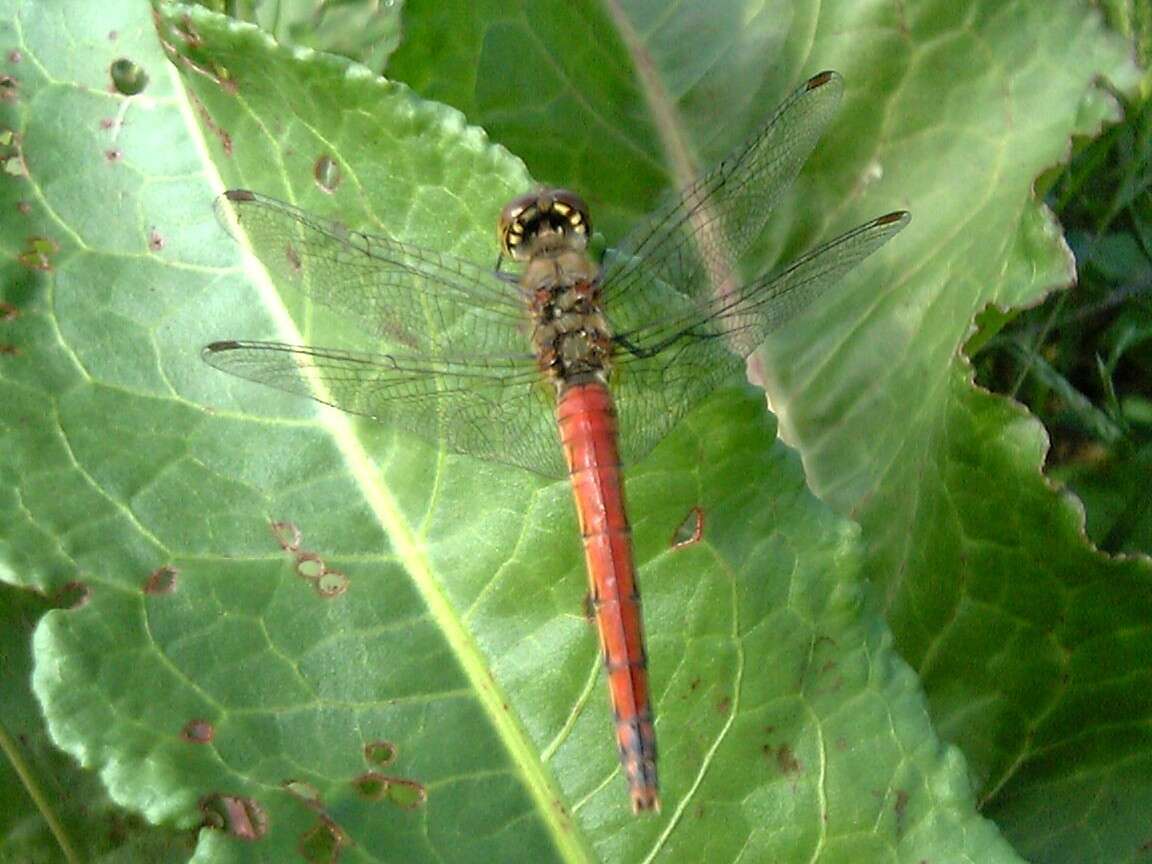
0,584,195,862
0,2,1141,864
395,2,1148,859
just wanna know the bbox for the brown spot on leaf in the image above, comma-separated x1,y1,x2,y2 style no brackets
8,50,21,64
189,93,233,155
105,148,122,163
181,719,214,744
56,581,90,609
715,695,731,715
284,242,302,273
17,236,58,271
0,75,19,102
143,565,178,594
148,229,164,252
582,591,596,621
0,301,17,321
173,16,202,47
776,744,801,776
199,794,268,841
16,200,30,215
0,343,17,356
313,154,341,193
894,789,909,836
283,779,323,809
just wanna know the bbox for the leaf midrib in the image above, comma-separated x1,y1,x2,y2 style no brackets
167,26,594,860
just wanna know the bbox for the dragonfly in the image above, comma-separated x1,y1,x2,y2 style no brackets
204,70,909,814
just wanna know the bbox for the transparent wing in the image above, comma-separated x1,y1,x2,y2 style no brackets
609,212,911,465
600,70,845,327
203,340,569,477
216,190,528,355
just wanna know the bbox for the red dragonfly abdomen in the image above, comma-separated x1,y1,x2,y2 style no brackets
556,379,659,813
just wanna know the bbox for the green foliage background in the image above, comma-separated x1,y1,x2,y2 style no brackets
0,1,1148,863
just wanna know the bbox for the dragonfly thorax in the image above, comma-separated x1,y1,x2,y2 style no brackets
525,250,613,388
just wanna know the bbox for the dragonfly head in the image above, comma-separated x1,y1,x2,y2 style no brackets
498,188,591,261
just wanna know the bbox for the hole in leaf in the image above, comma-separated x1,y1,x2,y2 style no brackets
142,564,178,595
181,719,214,744
299,820,346,863
315,570,348,598
670,506,704,549
364,740,396,767
199,794,268,840
270,520,301,552
353,772,387,800
385,778,426,810
353,773,426,809
295,553,324,581
313,155,341,193
105,148,122,163
109,58,148,95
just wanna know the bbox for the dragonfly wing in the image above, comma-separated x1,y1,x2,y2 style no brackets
610,339,746,468
203,340,568,478
216,190,528,355
599,70,845,325
615,211,911,358
609,211,911,465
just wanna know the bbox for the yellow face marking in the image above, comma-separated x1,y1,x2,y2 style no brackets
553,201,572,215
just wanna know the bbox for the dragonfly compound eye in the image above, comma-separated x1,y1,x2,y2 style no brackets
499,188,592,260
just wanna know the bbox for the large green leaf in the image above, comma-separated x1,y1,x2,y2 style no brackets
0,2,1138,864
389,1,1151,862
